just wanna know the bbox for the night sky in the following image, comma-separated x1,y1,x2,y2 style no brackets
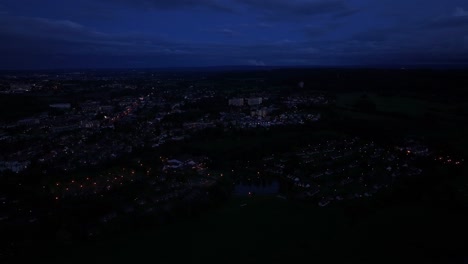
1,0,468,69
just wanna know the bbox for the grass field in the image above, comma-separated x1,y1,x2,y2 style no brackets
335,92,468,155
36,195,467,264
335,92,462,118
0,94,73,121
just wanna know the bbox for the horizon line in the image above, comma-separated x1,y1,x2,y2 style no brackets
1,63,468,72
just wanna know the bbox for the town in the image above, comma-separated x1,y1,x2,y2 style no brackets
0,69,467,262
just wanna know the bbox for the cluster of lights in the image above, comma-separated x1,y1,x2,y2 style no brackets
435,156,463,165
52,166,145,199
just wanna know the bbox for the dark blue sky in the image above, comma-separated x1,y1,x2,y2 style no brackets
1,0,468,69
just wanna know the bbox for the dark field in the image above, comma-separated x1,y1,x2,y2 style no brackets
41,196,467,263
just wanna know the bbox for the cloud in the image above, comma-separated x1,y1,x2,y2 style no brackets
257,22,273,28
351,28,396,42
304,23,340,37
235,0,349,16
423,8,468,29
109,0,233,12
247,59,266,66
0,4,7,15
199,27,240,37
453,7,468,17
300,47,319,54
217,28,237,36
333,8,360,18
343,16,468,65
212,28,238,36
238,22,274,28
274,39,297,45
0,16,102,44
0,15,191,60
429,17,468,28
102,0,354,20
2,1,468,69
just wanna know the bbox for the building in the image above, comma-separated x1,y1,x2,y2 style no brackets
229,98,244,106
49,103,71,110
50,124,79,133
80,120,101,129
17,118,40,126
251,107,268,118
0,161,31,173
81,101,100,112
183,122,215,131
247,97,263,106
100,105,114,113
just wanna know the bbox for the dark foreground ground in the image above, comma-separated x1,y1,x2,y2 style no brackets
24,195,467,264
